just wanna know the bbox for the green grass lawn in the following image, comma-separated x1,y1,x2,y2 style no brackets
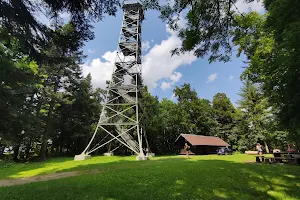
1,154,300,200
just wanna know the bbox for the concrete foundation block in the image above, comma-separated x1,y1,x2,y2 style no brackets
103,152,114,156
136,155,149,161
147,153,155,157
74,154,91,161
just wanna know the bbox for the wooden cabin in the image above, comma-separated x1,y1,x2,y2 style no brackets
175,134,229,155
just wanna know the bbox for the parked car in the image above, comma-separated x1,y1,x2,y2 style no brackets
217,147,233,155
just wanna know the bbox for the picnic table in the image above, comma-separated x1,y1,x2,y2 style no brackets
273,152,300,164
255,152,300,164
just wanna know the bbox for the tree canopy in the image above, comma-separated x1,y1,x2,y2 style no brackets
212,93,236,142
0,0,119,61
152,0,258,62
231,1,300,144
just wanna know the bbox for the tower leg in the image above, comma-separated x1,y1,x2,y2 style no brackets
136,126,148,160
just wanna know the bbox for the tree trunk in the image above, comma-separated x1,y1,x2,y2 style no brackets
13,145,20,162
40,82,59,159
25,138,31,161
40,97,55,159
264,140,270,153
0,146,4,159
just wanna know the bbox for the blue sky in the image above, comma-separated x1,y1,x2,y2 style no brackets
79,1,264,106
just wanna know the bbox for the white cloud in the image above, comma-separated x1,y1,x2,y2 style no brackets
102,51,116,62
143,22,196,90
234,0,264,13
88,49,95,54
170,71,182,83
229,75,234,81
142,40,151,52
207,73,217,83
81,51,116,89
160,71,183,90
161,81,172,90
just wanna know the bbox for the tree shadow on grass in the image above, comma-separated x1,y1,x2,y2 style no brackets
0,157,77,179
1,158,300,200
0,156,185,179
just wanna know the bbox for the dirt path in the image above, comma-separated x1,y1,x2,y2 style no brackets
0,171,81,187
0,164,141,187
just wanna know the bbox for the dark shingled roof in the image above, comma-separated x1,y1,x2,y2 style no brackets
177,134,229,146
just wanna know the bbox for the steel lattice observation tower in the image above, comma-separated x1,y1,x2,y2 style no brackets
74,1,152,161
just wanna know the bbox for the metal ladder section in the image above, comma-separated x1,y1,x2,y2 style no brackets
115,89,140,154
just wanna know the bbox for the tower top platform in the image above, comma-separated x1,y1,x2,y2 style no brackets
122,1,144,21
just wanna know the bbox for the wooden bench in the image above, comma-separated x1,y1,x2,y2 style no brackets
255,155,265,163
255,156,300,164
274,157,299,164
255,155,275,163
246,151,258,155
264,157,275,163
255,156,276,163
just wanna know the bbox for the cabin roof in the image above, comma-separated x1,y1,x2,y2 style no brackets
175,134,229,147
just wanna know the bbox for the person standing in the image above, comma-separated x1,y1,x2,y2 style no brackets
256,143,263,155
184,143,190,159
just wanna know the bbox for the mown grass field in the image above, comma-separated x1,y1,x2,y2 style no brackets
1,154,300,200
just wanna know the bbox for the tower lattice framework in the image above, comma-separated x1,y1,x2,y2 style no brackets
79,1,147,158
